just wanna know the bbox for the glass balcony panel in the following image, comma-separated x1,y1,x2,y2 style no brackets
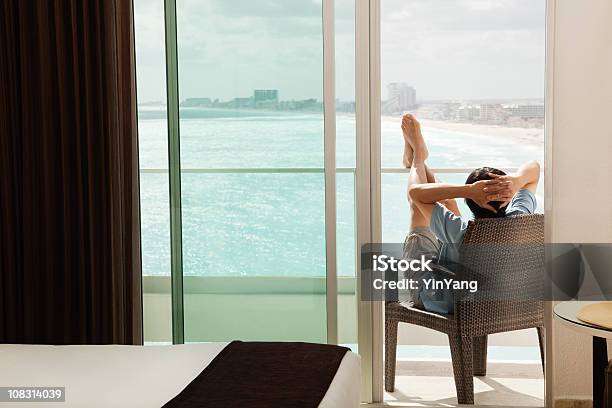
337,172,357,349
181,173,326,342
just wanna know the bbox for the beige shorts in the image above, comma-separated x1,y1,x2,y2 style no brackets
403,227,441,260
401,227,441,307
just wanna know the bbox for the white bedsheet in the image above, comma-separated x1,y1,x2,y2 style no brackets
0,343,360,408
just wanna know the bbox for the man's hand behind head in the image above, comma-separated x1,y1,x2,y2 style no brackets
483,174,518,208
467,180,509,213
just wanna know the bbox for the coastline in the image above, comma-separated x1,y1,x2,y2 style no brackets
136,106,544,147
382,115,544,146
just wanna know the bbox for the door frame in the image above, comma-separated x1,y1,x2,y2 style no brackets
544,0,556,406
355,0,383,402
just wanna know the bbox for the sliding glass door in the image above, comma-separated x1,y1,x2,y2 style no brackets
136,0,361,349
174,0,328,343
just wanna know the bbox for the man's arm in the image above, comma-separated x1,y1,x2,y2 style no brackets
503,160,540,192
516,160,540,192
408,160,540,224
408,180,499,223
488,160,540,206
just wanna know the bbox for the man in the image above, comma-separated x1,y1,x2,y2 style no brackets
401,113,540,313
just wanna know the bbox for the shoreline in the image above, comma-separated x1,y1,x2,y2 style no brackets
136,106,544,146
382,116,544,146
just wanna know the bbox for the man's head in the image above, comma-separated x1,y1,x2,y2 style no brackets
465,167,508,218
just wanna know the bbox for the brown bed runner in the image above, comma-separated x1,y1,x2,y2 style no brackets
163,341,350,408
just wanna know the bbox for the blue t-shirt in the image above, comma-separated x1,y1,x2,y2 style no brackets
420,189,537,313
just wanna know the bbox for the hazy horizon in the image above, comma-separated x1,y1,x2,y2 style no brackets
136,94,545,106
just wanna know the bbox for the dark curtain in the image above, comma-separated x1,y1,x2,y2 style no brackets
0,0,142,344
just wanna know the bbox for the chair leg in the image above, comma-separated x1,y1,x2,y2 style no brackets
385,316,398,392
449,335,475,405
472,335,488,376
537,326,545,373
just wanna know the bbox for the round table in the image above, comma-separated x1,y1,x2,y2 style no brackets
554,301,612,408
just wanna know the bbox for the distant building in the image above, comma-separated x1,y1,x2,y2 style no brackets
443,103,462,120
456,105,480,121
181,97,212,107
480,104,506,124
415,104,445,120
253,89,279,103
227,97,253,109
507,104,545,119
385,83,416,113
415,102,462,121
277,98,323,112
191,89,325,112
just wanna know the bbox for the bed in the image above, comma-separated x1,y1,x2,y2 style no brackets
0,342,360,407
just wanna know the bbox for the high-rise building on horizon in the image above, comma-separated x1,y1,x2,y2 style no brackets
386,83,416,113
253,89,279,103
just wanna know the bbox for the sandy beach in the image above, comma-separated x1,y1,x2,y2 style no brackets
381,116,544,146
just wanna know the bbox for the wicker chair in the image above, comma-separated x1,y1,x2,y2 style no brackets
385,214,545,405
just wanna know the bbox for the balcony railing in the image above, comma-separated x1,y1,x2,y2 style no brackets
140,167,520,174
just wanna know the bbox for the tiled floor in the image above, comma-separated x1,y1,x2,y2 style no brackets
383,359,544,407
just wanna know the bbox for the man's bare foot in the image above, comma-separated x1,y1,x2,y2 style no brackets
402,114,428,162
402,124,413,168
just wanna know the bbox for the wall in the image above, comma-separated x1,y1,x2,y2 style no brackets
549,0,612,401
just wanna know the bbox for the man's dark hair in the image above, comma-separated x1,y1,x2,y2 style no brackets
465,167,507,219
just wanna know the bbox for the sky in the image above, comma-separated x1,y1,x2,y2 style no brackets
381,0,546,101
134,0,545,104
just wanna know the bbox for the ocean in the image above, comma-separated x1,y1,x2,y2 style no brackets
138,107,544,277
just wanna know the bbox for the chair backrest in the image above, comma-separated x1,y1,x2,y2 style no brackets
455,213,544,336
